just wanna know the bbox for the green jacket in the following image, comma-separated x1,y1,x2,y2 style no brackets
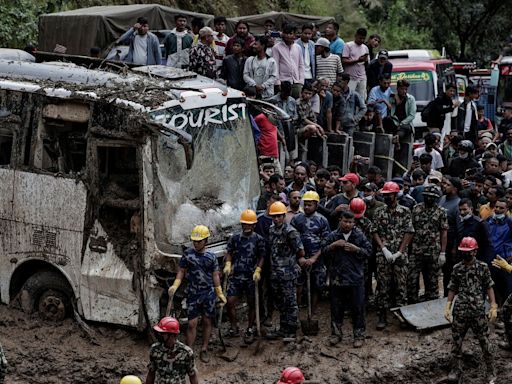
163,31,193,58
390,93,417,129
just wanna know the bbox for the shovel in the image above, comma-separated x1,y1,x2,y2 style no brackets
216,274,239,362
300,269,319,336
253,279,264,355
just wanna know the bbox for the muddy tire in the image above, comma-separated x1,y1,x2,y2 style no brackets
19,270,73,321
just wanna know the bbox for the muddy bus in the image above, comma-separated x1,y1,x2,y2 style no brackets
0,61,261,329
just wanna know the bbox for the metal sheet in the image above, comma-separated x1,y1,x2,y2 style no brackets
395,297,450,330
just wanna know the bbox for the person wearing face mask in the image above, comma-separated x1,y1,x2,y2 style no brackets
361,182,385,220
486,198,512,306
448,140,480,178
408,185,448,304
456,198,493,264
224,210,266,342
372,182,415,330
444,237,497,383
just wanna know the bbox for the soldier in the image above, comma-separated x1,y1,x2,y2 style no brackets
0,343,6,384
373,181,415,330
408,185,448,303
224,209,265,342
266,202,305,338
492,255,512,351
291,191,330,313
444,237,497,383
322,211,372,347
349,198,376,301
147,317,198,384
168,225,227,363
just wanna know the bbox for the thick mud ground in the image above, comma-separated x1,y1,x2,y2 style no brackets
1,303,511,384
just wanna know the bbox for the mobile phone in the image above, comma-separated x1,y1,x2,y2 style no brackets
270,31,280,38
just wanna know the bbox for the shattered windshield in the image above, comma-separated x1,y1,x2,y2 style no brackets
149,99,260,247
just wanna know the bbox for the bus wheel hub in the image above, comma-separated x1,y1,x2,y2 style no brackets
39,290,66,321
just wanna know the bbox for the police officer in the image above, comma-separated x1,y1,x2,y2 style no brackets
492,255,512,351
291,191,330,314
224,209,265,342
147,316,198,384
266,202,305,338
408,185,448,303
444,237,497,383
373,181,415,330
168,225,227,363
322,211,372,347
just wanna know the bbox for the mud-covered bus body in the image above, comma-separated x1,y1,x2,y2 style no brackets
0,61,259,329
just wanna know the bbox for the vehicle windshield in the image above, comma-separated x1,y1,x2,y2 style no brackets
148,99,260,248
391,70,435,103
497,65,512,108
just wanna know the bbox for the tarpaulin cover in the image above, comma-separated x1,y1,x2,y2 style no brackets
226,11,335,35
38,4,214,56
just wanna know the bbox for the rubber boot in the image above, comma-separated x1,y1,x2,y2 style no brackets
376,310,387,330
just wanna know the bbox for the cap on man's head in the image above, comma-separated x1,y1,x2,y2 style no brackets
378,49,388,58
339,173,360,185
199,26,214,37
315,37,330,49
486,142,498,150
479,131,493,140
361,182,378,192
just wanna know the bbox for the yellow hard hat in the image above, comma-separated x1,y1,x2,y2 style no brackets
240,209,258,224
190,225,210,241
302,191,320,202
120,376,142,384
269,201,287,215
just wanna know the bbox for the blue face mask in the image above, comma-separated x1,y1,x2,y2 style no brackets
494,213,506,221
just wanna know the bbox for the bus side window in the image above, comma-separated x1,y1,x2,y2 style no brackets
0,126,13,166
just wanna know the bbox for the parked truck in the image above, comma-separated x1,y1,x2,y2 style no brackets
0,61,260,329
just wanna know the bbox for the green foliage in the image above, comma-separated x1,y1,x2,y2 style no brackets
0,0,46,48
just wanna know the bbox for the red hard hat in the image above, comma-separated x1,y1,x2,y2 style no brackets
380,181,400,194
153,316,180,334
349,197,366,218
458,236,478,251
339,172,360,185
277,367,305,384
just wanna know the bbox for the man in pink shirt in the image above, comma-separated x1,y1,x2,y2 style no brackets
272,24,305,99
342,28,369,100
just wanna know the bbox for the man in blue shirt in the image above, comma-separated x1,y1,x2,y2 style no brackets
325,22,345,56
367,73,392,128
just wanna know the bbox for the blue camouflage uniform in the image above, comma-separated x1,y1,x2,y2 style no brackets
179,248,219,320
290,212,331,291
268,222,304,333
322,227,372,339
226,232,266,297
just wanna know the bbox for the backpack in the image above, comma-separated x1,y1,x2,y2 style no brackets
421,99,435,124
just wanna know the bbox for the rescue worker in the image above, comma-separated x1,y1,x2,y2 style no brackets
408,185,448,303
349,197,376,301
266,202,305,338
444,237,497,383
0,343,6,384
373,181,415,330
277,367,305,384
322,211,372,347
290,191,330,313
168,225,227,363
224,209,265,342
492,255,512,351
120,376,142,384
147,317,198,384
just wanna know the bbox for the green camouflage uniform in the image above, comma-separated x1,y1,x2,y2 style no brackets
409,203,448,302
0,343,6,384
448,260,494,377
148,340,196,384
503,293,512,348
373,204,415,310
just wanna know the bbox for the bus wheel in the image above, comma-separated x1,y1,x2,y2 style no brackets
20,270,73,321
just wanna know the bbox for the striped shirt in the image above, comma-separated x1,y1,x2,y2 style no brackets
316,54,343,86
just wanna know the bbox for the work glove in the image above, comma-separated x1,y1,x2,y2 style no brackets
168,278,182,296
491,255,512,274
253,266,262,282
391,251,403,262
382,247,393,262
223,261,232,275
444,300,453,323
439,252,446,267
215,285,227,306
488,303,498,323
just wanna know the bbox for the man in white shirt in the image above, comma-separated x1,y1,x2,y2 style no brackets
295,24,316,85
414,133,444,170
342,28,370,100
213,16,230,74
